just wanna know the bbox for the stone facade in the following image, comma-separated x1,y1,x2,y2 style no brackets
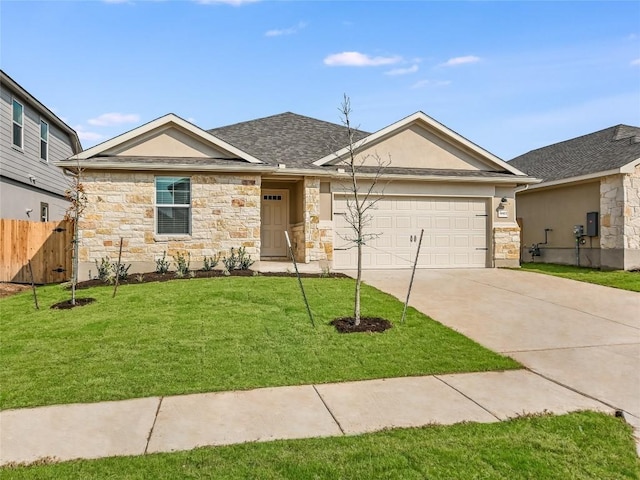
623,166,640,251
493,225,520,267
600,174,624,250
600,166,640,270
78,172,261,279
302,177,333,264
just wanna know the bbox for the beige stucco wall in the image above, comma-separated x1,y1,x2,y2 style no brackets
516,181,601,266
108,127,234,158
352,125,493,171
77,171,261,279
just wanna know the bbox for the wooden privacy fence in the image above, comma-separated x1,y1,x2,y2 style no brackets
0,219,73,284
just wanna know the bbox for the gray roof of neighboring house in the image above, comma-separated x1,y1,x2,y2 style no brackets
509,125,640,182
208,112,370,167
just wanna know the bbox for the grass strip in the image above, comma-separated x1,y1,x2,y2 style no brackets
520,263,640,292
2,412,638,479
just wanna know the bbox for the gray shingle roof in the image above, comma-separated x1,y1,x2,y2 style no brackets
509,125,640,182
208,112,369,167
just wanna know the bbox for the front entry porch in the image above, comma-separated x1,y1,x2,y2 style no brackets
259,177,334,265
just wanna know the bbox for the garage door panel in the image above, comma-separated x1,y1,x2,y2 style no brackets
454,217,470,230
396,216,411,229
416,216,431,228
334,195,488,269
375,215,393,229
396,234,411,248
396,199,412,210
453,235,470,247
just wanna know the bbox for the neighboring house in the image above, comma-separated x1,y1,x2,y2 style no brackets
510,125,640,271
0,70,81,221
55,112,537,279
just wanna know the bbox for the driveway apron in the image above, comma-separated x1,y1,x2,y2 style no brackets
358,269,640,420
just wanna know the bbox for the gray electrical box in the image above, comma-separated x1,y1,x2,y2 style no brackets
586,212,598,237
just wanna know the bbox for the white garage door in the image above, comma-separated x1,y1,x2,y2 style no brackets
333,196,488,269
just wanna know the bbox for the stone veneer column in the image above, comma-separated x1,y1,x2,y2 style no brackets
493,225,520,268
622,166,640,269
77,172,261,279
302,177,334,264
600,173,626,269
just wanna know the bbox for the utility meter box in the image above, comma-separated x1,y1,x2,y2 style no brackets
586,212,598,237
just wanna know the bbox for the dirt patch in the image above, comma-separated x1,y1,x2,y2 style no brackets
0,283,31,299
330,316,393,333
50,298,97,309
75,270,347,289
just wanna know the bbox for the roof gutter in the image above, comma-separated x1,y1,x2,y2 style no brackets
520,165,637,192
54,160,541,184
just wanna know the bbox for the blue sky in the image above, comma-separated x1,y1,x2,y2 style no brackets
2,0,639,160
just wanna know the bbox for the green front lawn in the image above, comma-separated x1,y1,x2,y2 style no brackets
2,412,638,479
0,277,519,410
521,263,640,292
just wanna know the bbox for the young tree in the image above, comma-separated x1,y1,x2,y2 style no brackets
336,95,389,326
64,160,87,306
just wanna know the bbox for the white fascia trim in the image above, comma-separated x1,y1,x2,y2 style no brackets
329,172,539,184
523,168,626,191
620,157,640,173
54,161,275,173
312,111,526,175
69,114,263,164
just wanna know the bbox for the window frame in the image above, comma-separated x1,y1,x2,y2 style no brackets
12,98,24,150
154,176,192,236
40,202,49,222
40,119,49,162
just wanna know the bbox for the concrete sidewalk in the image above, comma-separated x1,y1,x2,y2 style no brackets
0,369,612,466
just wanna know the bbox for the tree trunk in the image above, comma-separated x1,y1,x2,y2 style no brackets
71,219,78,305
354,237,362,326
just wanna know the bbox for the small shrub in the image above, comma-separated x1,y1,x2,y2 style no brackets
111,261,131,281
202,254,220,271
155,252,170,274
135,274,145,283
320,265,332,278
95,257,112,282
237,246,255,270
173,251,191,278
223,247,254,271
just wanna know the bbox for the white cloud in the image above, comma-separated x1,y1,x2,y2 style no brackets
196,0,259,5
441,55,481,67
74,126,104,143
186,117,197,124
385,65,419,76
324,51,402,67
265,21,307,37
411,79,451,89
631,58,640,66
88,112,140,127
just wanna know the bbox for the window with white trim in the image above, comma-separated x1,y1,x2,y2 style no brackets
40,120,49,161
155,177,191,235
12,99,23,149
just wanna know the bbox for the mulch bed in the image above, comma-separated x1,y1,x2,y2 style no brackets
330,316,393,334
50,298,97,309
74,270,348,289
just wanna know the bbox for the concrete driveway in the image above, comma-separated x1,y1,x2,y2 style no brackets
358,268,640,421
